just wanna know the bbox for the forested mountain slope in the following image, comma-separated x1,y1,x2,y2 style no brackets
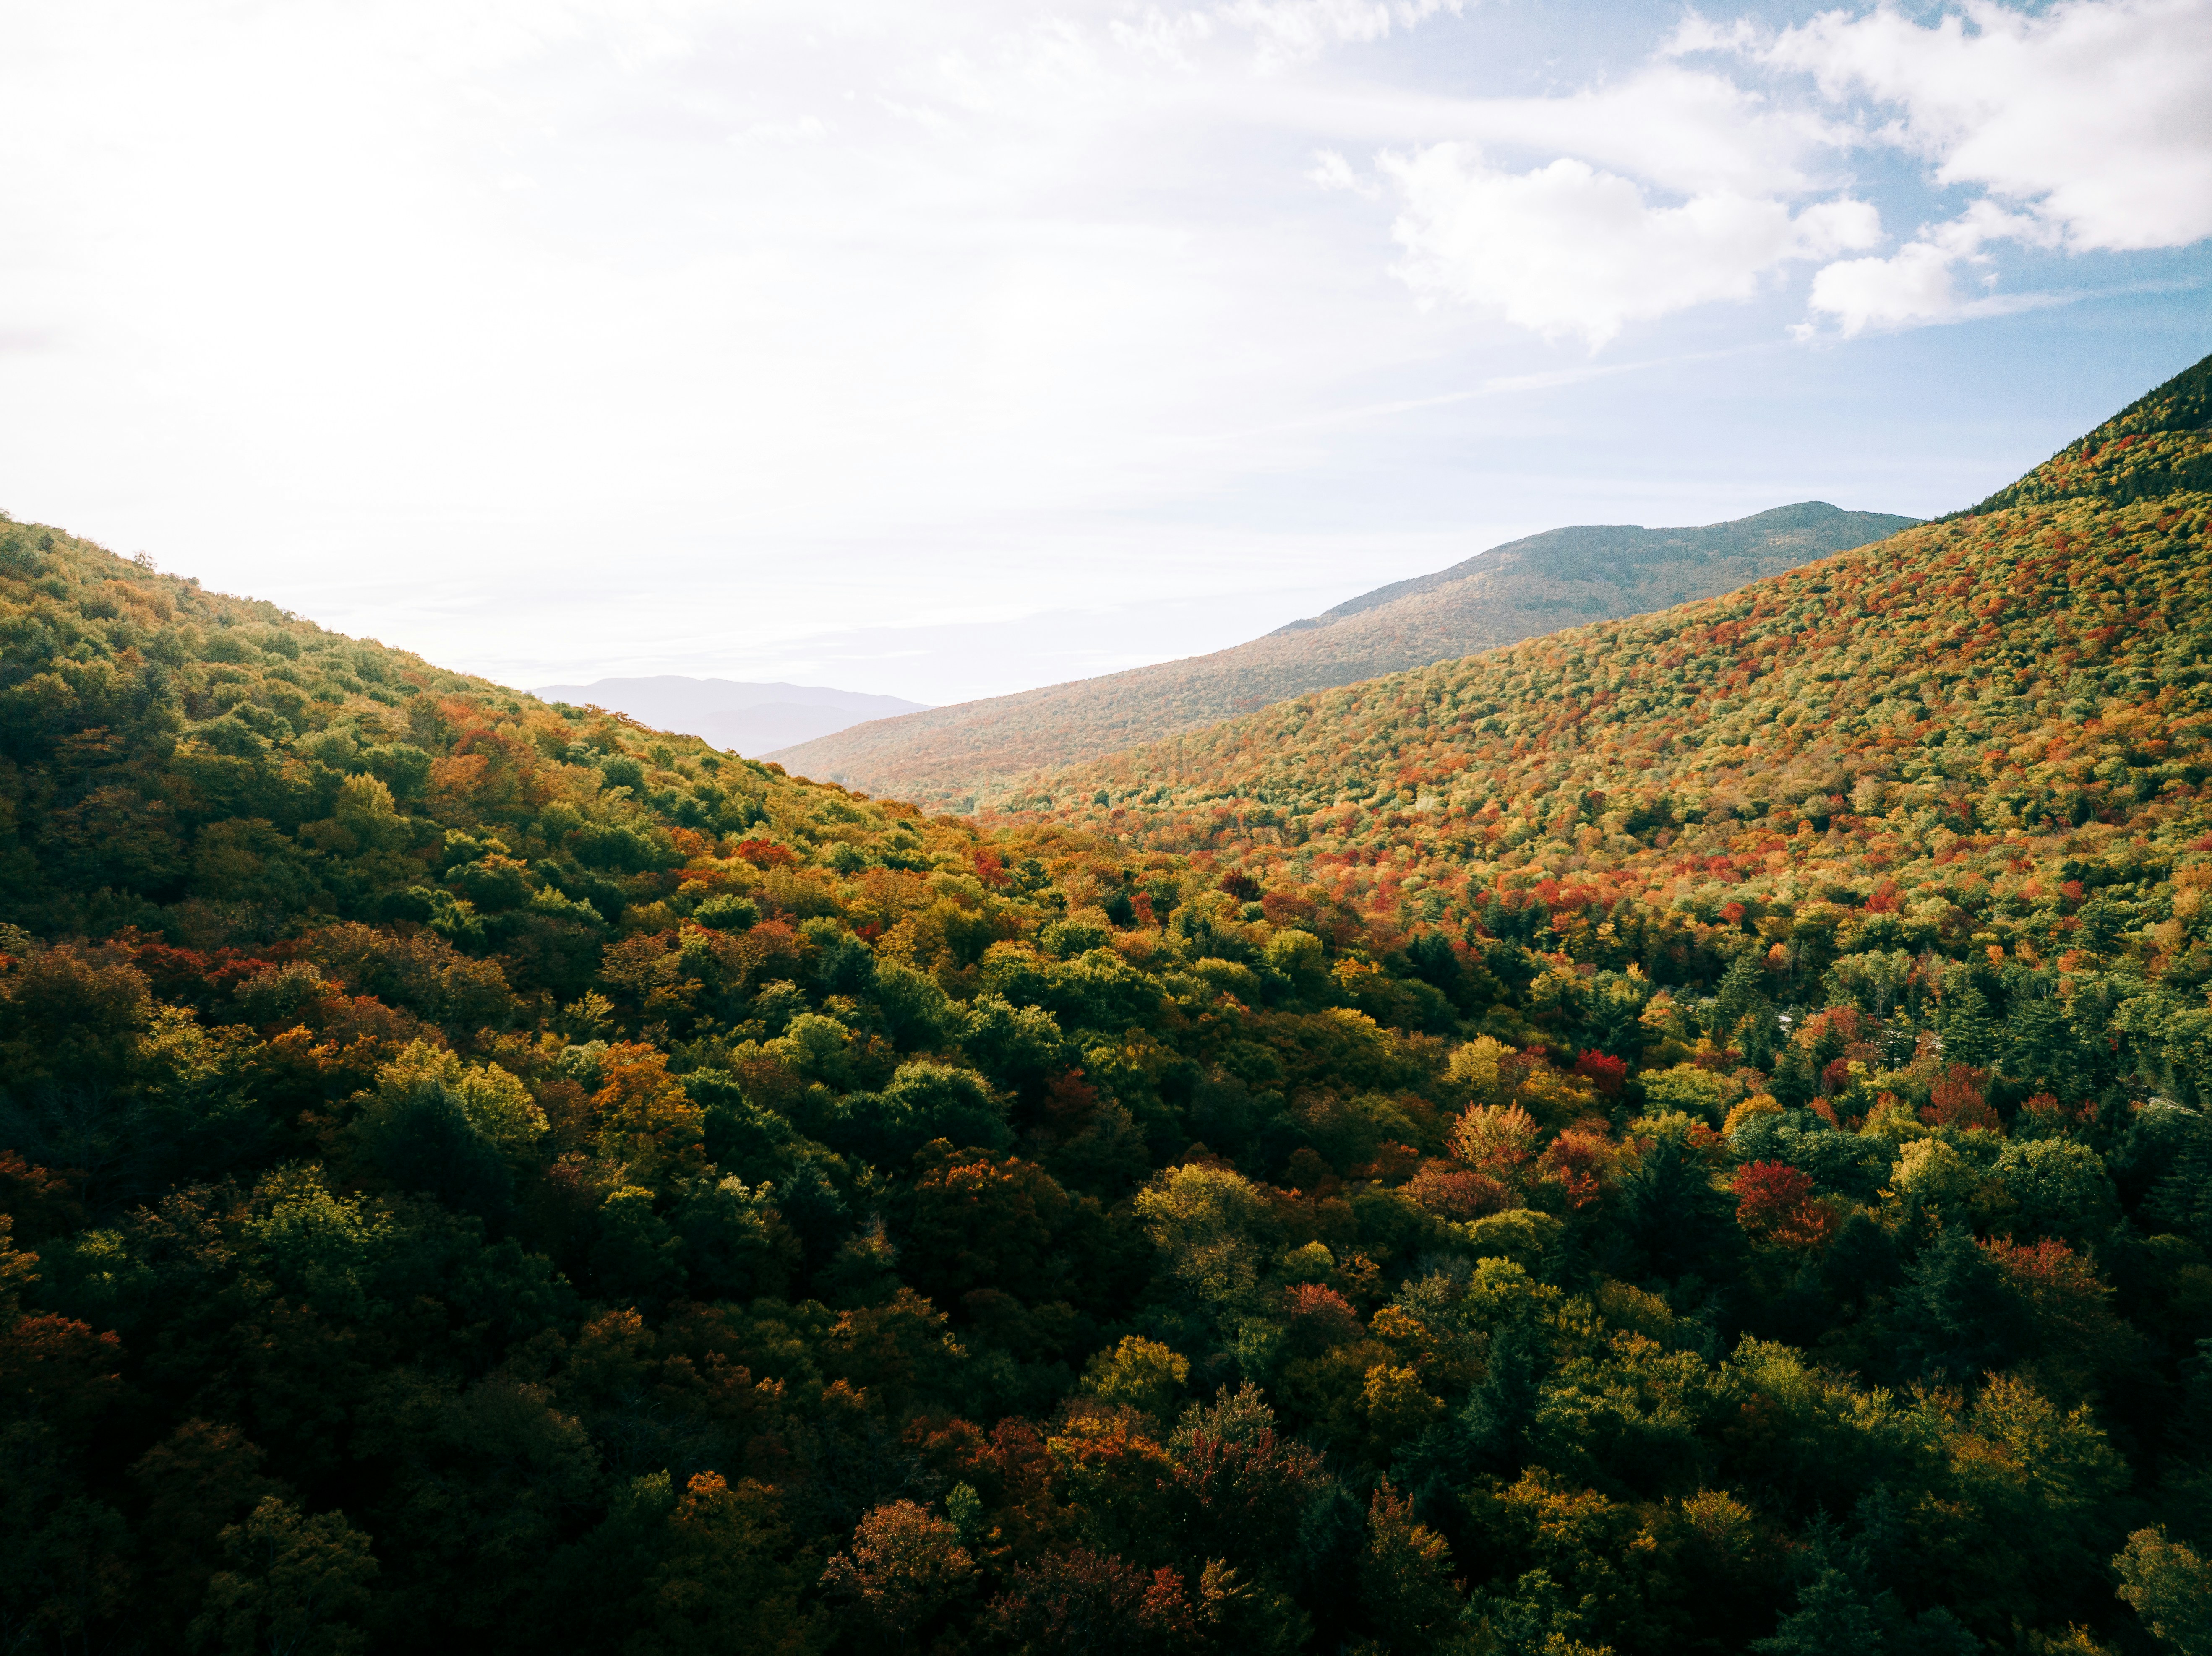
0,357,2209,1656
772,503,1914,812
1022,355,2212,923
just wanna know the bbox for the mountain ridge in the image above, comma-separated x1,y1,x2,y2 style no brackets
1007,352,2212,880
1270,501,1894,632
771,500,1917,808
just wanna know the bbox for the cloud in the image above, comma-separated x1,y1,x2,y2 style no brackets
1440,65,1855,199
1765,0,2212,251
1221,0,1468,67
1113,0,1466,70
1309,147,1377,195
1803,197,2060,334
740,115,831,147
1380,144,1878,346
1379,0,2212,345
1737,0,2212,336
1802,241,2039,336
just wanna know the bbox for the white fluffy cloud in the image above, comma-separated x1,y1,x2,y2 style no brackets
1364,0,2212,343
1383,146,1878,345
1769,0,2212,252
1438,65,1855,199
1343,60,1885,346
1768,0,2212,331
1806,240,1965,334
1804,198,2060,333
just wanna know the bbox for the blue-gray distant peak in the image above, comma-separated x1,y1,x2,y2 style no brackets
531,676,931,758
533,676,928,719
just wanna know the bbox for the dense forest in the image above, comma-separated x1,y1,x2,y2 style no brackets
2,355,2210,1656
772,504,1913,813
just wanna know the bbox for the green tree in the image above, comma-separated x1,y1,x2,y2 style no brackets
1082,1336,1191,1422
1713,948,1768,1041
1360,1480,1461,1652
1938,980,2002,1068
2116,1528,2212,1656
636,1472,819,1656
189,1496,378,1656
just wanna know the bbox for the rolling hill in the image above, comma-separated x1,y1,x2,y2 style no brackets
1009,352,2212,978
530,674,929,757
2,354,2210,1654
770,501,1917,809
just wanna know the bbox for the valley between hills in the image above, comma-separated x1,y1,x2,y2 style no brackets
0,354,2209,1653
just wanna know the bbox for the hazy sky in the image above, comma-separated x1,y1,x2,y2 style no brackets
3,0,2208,705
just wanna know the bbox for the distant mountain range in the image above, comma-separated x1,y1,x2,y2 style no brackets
768,500,1918,808
529,675,931,757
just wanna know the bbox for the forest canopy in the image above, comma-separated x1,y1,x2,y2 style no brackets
3,353,2212,1655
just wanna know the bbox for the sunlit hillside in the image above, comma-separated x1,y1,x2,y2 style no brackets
772,503,1915,812
1018,355,2212,1021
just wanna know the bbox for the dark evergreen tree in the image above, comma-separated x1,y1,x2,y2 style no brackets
1888,1225,2033,1384
1936,980,2001,1068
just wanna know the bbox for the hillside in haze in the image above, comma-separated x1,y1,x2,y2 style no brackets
4,354,2212,1654
772,501,1917,809
533,674,929,757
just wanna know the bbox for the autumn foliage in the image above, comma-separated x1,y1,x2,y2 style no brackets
0,354,2209,1653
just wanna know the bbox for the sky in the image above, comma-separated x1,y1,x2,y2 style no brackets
2,0,2208,707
